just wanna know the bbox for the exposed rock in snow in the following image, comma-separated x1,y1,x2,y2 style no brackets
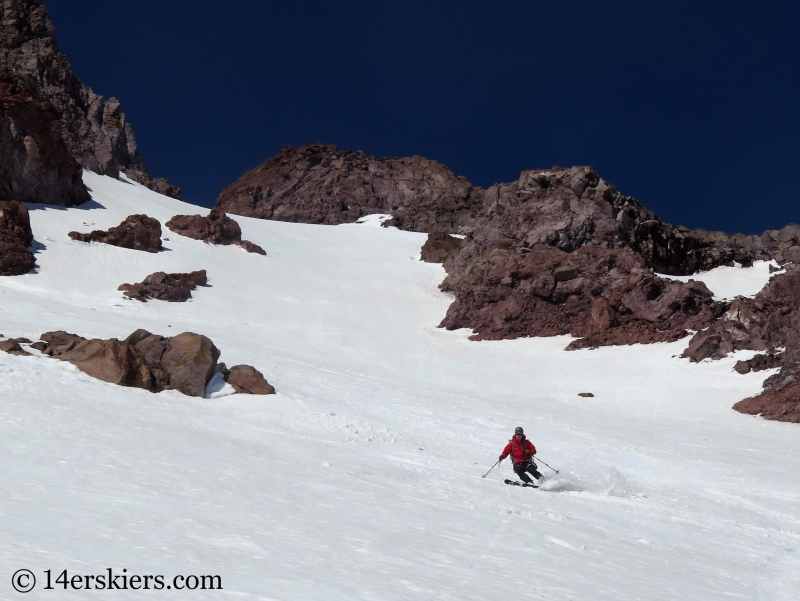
35,329,221,397
122,170,182,201
217,363,275,395
0,80,88,205
420,231,463,273
118,270,208,302
0,337,31,355
0,0,178,196
165,208,265,255
0,198,34,275
216,143,483,234
69,214,163,253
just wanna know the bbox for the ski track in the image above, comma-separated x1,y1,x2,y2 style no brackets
0,171,798,600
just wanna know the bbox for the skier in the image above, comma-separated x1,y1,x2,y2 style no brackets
499,426,543,484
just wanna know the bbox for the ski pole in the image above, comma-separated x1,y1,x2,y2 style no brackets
482,458,502,478
534,457,559,474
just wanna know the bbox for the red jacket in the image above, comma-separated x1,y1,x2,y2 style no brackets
501,436,536,464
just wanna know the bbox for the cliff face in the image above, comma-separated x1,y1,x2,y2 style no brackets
216,143,484,235
0,0,180,200
0,79,88,205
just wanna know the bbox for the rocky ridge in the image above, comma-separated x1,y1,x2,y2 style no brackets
0,0,179,199
216,143,483,235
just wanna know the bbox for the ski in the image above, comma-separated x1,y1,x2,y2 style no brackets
504,479,538,488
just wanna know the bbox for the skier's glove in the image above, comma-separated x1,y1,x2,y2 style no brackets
498,455,505,461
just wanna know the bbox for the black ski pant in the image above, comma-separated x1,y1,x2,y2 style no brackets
513,460,542,483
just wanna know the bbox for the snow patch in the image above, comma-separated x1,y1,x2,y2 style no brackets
540,465,636,497
658,260,779,300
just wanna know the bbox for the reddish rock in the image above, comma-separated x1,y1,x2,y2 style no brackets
38,329,220,397
225,365,275,395
420,232,463,273
165,208,265,254
578,392,595,398
118,270,207,302
69,214,163,253
733,381,800,423
0,80,89,205
589,298,618,334
216,143,484,234
0,198,35,275
0,0,177,191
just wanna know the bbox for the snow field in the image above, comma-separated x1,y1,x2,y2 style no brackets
0,172,799,600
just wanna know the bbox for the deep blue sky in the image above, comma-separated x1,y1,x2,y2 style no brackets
48,0,799,234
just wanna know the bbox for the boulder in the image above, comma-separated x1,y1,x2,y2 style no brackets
0,198,35,275
225,365,275,395
119,270,208,302
37,329,220,397
165,209,265,254
69,214,163,253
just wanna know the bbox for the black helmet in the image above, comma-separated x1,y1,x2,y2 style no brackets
514,426,524,435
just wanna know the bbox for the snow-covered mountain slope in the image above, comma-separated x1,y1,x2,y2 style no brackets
1,172,799,600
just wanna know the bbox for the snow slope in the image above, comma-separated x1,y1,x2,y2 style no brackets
1,172,799,600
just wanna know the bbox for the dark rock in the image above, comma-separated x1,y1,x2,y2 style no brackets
38,329,220,397
118,270,207,302
216,143,484,234
0,338,30,355
0,79,88,205
420,232,463,273
226,365,276,395
69,214,163,253
0,0,177,192
554,266,578,282
733,352,783,375
0,198,35,275
578,392,594,398
165,208,264,254
239,240,266,255
124,169,182,200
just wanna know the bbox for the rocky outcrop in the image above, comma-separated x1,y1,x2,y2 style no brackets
734,382,800,422
0,198,34,274
420,232,463,273
165,209,265,254
118,270,207,302
436,166,783,346
216,363,275,395
216,143,483,234
69,214,163,252
0,0,178,198
36,329,221,397
0,80,89,204
677,266,800,422
123,170,182,200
